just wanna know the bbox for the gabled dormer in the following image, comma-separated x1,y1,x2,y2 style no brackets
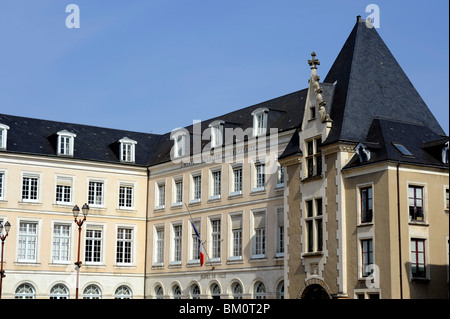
171,128,189,159
252,107,269,137
119,137,137,163
209,120,224,148
57,130,76,156
354,143,371,163
0,123,10,150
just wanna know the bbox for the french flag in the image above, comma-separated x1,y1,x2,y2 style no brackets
191,221,204,266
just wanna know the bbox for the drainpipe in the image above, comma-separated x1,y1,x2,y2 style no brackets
396,162,403,299
143,167,150,299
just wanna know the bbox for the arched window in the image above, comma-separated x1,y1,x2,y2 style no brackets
172,284,182,299
155,285,164,299
15,283,35,299
83,284,102,299
190,284,200,299
254,281,266,299
231,282,243,299
276,281,284,299
50,284,69,299
115,285,132,299
210,283,221,299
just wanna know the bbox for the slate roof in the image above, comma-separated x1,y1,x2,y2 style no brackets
344,118,449,169
0,113,162,167
323,16,446,146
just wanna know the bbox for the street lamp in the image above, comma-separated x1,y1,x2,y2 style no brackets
0,220,11,299
73,203,89,299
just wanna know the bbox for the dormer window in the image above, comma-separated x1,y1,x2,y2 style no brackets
209,120,224,148
442,141,449,164
119,137,137,163
0,124,10,150
171,130,188,159
252,108,269,137
57,130,76,156
355,143,371,163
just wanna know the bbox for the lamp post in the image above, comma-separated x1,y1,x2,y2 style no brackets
73,203,89,299
0,221,11,299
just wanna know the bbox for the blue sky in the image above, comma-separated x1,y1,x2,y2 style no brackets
0,0,448,135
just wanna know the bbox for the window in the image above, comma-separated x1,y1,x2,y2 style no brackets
411,239,426,278
55,176,72,204
253,162,265,192
305,137,322,178
57,130,76,156
22,174,39,202
310,106,316,120
88,181,104,206
191,220,201,262
173,133,186,158
231,282,243,299
253,212,266,258
360,187,373,223
155,227,164,265
231,165,243,195
409,186,424,221
52,224,71,263
192,174,202,202
361,239,374,277
116,227,133,264
119,184,134,209
211,219,221,260
18,221,38,262
276,281,284,299
173,178,183,206
83,284,102,299
276,164,284,187
173,224,182,263
252,108,268,137
254,282,266,299
119,137,137,163
50,284,69,299
210,283,221,299
305,199,323,253
393,143,413,156
15,283,35,299
156,182,166,209
155,285,164,299
172,285,182,299
115,285,132,299
85,228,103,264
0,171,4,200
230,214,242,259
276,208,284,256
445,188,449,211
209,120,224,148
0,124,10,150
211,169,221,199
191,284,201,299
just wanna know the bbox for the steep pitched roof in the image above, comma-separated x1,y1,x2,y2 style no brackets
323,16,446,146
0,113,162,166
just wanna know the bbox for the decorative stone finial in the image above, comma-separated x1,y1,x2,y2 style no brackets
308,52,320,70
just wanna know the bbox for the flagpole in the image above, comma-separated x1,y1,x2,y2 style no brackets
185,204,215,270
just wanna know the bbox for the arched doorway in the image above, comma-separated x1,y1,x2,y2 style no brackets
301,284,331,300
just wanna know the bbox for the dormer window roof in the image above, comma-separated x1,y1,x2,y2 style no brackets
209,120,224,148
0,123,10,150
119,137,137,163
251,107,269,137
171,129,188,159
57,130,76,156
354,143,371,163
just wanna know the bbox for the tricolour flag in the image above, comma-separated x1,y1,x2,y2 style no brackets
191,221,204,266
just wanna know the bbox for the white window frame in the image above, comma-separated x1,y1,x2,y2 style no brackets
172,177,183,207
0,123,10,150
51,222,72,264
172,131,187,159
276,163,284,188
251,210,266,259
115,225,135,266
88,179,105,207
153,225,165,266
171,222,183,265
0,170,6,201
119,137,137,163
189,219,202,264
155,181,166,210
209,217,222,262
85,225,104,265
228,212,243,261
21,172,41,203
118,182,134,210
55,176,73,205
251,108,268,137
190,173,202,203
209,120,224,148
276,207,284,257
210,168,222,200
57,130,76,156
230,164,243,196
252,161,266,192
17,219,40,263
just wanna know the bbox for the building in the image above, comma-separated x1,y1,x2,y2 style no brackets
279,16,449,299
0,16,448,299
